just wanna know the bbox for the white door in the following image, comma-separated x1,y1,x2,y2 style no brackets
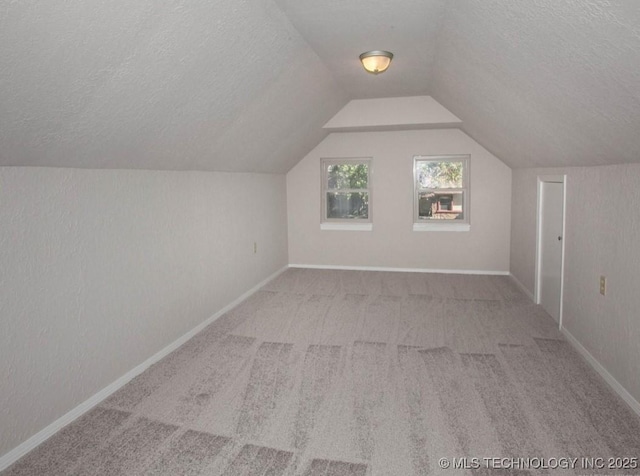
539,181,564,323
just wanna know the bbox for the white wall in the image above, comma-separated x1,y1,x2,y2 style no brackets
0,167,288,457
287,129,512,272
511,164,640,404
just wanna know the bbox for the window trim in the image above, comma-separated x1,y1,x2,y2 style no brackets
320,222,373,231
413,155,470,231
321,157,373,228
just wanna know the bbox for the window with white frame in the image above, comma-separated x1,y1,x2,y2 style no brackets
413,155,469,231
321,158,372,230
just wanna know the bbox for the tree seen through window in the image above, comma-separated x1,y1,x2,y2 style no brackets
323,161,370,220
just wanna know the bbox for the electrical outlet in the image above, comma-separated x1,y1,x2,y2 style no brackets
253,242,257,254
599,276,606,296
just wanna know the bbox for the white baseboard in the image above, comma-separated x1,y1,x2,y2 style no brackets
289,263,509,276
0,265,288,472
509,273,535,302
561,327,640,418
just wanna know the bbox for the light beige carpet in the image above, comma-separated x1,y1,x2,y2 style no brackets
4,269,640,475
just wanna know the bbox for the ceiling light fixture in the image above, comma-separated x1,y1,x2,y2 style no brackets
359,50,394,74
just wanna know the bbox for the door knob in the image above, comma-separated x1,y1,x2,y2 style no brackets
558,236,562,241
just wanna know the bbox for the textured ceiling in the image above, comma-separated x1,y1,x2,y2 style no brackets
0,1,347,173
1,0,639,172
429,0,640,168
273,0,447,99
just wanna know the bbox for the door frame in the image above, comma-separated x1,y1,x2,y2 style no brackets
535,175,567,329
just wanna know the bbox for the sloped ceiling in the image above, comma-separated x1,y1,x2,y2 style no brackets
0,1,348,173
429,0,640,168
2,0,639,172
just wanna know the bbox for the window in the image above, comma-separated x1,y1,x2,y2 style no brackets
321,158,372,231
413,155,470,231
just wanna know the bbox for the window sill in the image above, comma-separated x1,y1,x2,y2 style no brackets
321,222,373,231
413,222,470,232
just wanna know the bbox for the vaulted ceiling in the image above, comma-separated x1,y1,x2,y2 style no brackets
1,0,639,172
